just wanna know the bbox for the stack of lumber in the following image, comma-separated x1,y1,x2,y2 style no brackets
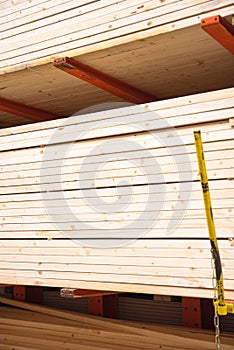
0,297,233,350
1,0,233,73
0,87,233,297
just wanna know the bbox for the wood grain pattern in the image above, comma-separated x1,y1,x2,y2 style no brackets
0,301,233,349
1,24,233,129
0,88,233,297
0,0,233,74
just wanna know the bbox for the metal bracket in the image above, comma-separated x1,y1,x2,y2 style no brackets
54,57,158,103
60,288,119,299
0,97,60,121
201,15,234,55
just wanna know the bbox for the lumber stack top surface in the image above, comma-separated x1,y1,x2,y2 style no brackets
0,2,234,128
0,0,233,74
0,297,233,350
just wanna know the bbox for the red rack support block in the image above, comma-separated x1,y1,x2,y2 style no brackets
0,97,61,121
182,297,202,328
13,286,42,304
201,15,234,55
13,286,26,302
60,288,119,318
88,294,118,318
54,57,158,103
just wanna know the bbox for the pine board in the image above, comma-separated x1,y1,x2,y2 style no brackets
0,0,233,73
0,301,233,349
0,88,233,297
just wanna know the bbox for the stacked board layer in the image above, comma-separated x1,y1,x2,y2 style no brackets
0,297,234,349
0,0,234,73
0,87,233,297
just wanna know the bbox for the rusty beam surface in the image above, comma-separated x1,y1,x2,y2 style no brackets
54,57,158,103
182,297,202,328
88,294,118,318
60,288,119,299
201,15,234,55
13,286,26,302
0,97,61,121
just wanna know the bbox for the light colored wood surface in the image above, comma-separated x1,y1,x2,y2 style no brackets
0,87,233,297
0,301,233,349
0,0,233,74
0,13,234,128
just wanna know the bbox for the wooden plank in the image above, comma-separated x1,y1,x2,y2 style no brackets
0,93,232,138
0,178,232,202
0,227,231,238
1,5,234,75
4,271,223,289
0,246,232,259
0,307,91,328
0,120,231,164
0,87,233,137
0,153,232,181
0,170,232,194
0,0,159,36
0,255,233,276
0,0,39,13
0,327,154,350
5,276,234,299
3,96,232,140
1,192,232,212
0,202,232,224
0,0,92,20
0,333,113,350
0,132,232,175
0,327,230,350
0,0,102,27
0,164,232,193
0,109,233,153
1,0,233,72
1,0,207,52
0,261,220,280
0,238,232,249
0,318,165,347
0,307,233,348
0,252,233,268
0,322,232,350
0,345,33,350
0,228,233,239
0,206,233,220
0,297,162,335
2,151,232,180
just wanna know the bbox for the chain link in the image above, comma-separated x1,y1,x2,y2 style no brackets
211,253,221,349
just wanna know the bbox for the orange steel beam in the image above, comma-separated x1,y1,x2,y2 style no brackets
0,97,61,121
54,57,158,103
60,288,119,299
201,15,234,55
